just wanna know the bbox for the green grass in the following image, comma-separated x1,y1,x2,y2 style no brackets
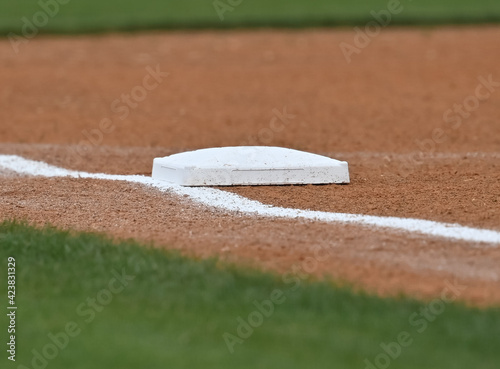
1,220,499,369
1,0,500,36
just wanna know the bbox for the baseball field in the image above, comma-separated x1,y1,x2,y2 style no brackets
1,1,500,368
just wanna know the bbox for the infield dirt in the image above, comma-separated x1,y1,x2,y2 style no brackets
1,26,500,305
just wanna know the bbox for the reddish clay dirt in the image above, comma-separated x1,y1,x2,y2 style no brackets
1,26,500,306
1,170,500,307
1,27,500,153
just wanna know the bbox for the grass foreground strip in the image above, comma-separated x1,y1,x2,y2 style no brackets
0,220,499,368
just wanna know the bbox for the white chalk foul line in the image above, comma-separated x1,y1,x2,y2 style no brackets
1,154,500,246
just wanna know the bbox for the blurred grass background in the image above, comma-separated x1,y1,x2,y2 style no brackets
1,0,500,35
1,221,500,369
